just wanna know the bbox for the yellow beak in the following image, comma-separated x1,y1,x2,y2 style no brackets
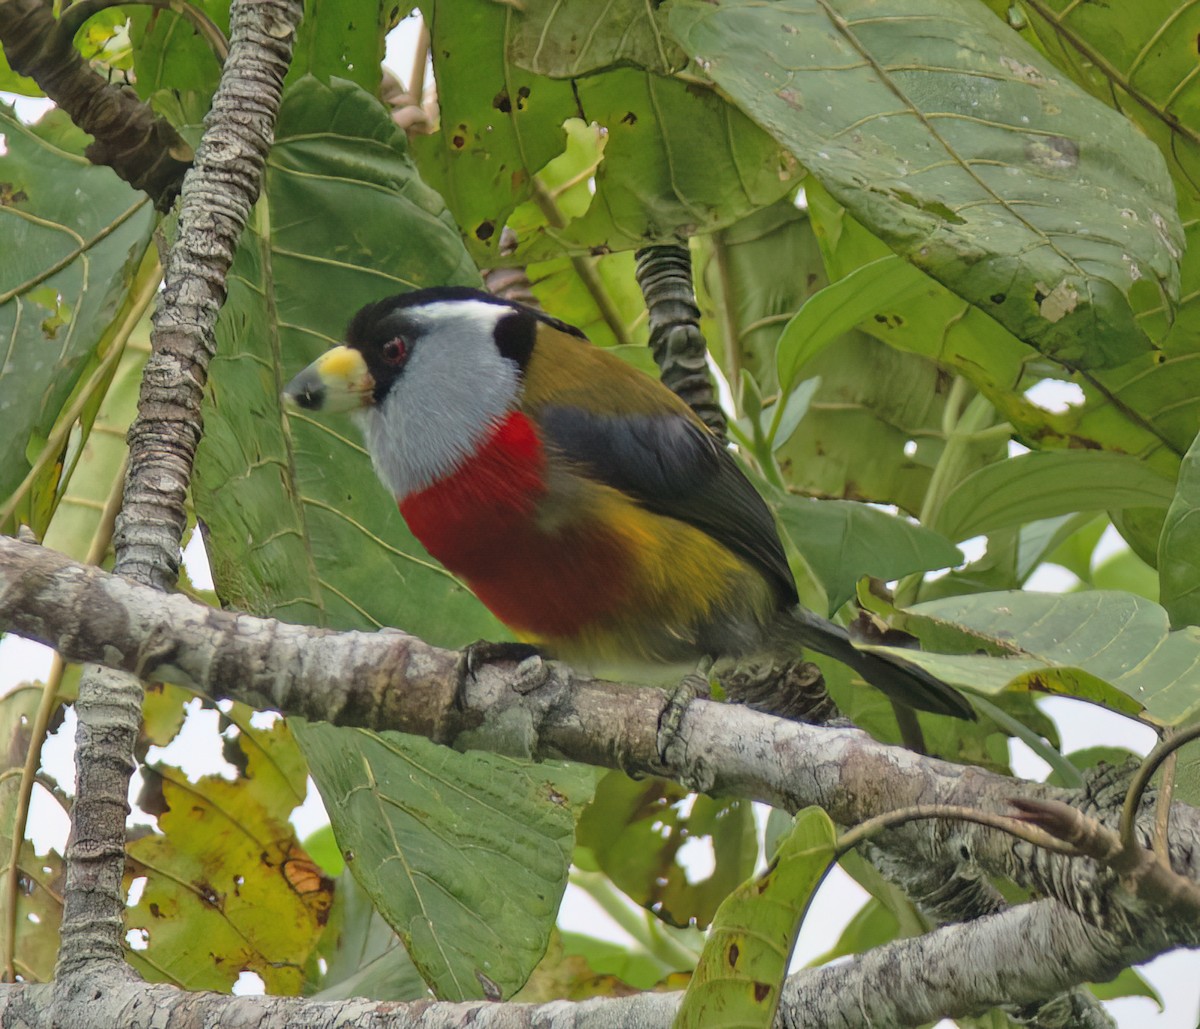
283,346,375,413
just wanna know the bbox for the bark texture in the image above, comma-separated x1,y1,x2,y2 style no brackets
53,0,304,981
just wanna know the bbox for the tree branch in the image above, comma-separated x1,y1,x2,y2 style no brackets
0,896,1168,1027
0,0,192,209
53,0,303,980
2,533,1198,978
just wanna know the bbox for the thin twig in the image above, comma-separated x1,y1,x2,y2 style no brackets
529,180,629,344
1120,723,1200,853
836,802,1083,858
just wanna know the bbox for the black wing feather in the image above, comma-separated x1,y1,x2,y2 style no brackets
537,406,799,608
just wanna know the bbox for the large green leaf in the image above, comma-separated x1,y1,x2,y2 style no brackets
897,591,1200,725
503,0,687,77
0,106,155,530
1159,431,1200,628
804,179,1193,485
194,76,489,639
673,807,837,1029
774,494,962,613
934,451,1177,542
668,0,1182,369
998,1,1200,353
295,722,595,1001
131,0,389,103
412,0,800,264
773,333,1004,517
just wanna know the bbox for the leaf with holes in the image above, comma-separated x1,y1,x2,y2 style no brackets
575,771,758,931
124,716,328,993
669,0,1182,368
673,807,837,1029
412,0,799,264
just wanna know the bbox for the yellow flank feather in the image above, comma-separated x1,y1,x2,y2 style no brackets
536,475,776,664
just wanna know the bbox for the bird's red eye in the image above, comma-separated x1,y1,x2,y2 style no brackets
382,338,408,366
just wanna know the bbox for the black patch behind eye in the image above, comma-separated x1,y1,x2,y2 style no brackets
494,311,536,370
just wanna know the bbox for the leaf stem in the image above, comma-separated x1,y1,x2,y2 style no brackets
568,869,699,971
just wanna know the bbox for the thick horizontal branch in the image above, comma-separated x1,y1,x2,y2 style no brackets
0,898,1149,1028
2,534,1199,982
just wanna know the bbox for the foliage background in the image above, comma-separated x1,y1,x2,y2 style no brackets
2,0,1200,1024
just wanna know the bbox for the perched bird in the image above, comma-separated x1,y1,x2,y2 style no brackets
284,286,972,719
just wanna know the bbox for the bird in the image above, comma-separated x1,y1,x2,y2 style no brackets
283,286,972,719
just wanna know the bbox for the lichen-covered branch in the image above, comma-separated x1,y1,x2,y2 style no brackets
0,895,1169,1028
0,0,192,209
55,0,303,980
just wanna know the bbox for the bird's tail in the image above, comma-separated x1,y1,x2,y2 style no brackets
784,607,974,720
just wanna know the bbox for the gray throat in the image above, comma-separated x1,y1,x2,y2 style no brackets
356,302,522,500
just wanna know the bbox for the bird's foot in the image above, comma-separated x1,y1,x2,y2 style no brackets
656,667,712,766
457,640,547,708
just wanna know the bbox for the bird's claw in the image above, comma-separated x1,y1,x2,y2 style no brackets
456,640,546,708
656,669,712,765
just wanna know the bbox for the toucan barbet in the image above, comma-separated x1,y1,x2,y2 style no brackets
283,286,972,719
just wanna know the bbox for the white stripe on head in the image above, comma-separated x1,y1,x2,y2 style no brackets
358,299,523,499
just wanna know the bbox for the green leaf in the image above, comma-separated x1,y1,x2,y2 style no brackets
311,864,429,1001
525,249,649,349
934,452,1176,542
768,377,818,452
672,808,837,1029
193,76,491,642
668,0,1182,368
0,106,155,532
1087,966,1163,1008
413,0,799,264
504,0,687,77
775,256,927,390
1002,1,1200,358
774,495,962,613
295,722,595,1000
897,591,1200,724
804,178,1192,483
558,932,677,992
697,199,822,394
41,319,150,560
0,49,41,96
1159,430,1200,627
288,0,393,92
130,0,229,102
575,771,758,931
